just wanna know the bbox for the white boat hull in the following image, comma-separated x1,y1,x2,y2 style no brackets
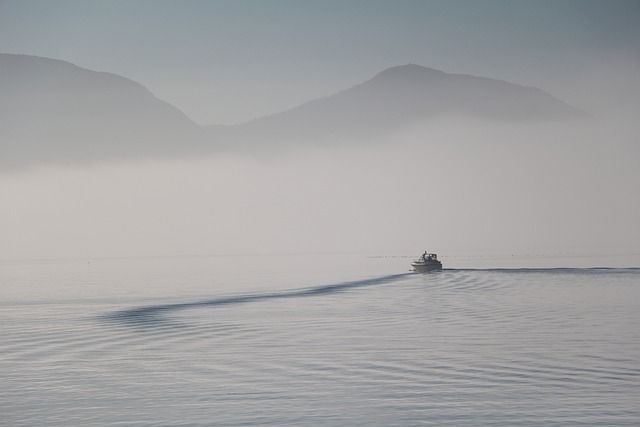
411,261,442,272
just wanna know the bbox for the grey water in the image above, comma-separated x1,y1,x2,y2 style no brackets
1,254,639,426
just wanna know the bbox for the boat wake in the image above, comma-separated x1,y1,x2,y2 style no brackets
102,267,638,329
445,267,640,273
104,273,412,328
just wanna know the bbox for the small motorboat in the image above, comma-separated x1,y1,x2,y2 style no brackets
411,251,442,272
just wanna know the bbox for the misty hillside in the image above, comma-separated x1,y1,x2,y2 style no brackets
0,54,207,170
206,64,586,147
1,56,588,170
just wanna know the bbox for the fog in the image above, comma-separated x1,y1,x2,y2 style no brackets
2,42,639,265
1,113,638,264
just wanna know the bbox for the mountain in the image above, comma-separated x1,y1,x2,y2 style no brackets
206,64,586,148
1,56,587,170
0,54,207,170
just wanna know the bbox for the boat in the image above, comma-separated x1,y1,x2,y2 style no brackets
411,251,442,271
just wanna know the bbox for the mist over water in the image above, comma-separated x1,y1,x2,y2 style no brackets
1,116,638,263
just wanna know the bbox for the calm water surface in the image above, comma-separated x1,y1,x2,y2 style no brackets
1,255,639,426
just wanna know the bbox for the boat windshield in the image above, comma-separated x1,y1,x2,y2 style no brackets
419,252,438,261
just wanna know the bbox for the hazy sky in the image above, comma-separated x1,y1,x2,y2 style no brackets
1,1,639,263
1,0,639,124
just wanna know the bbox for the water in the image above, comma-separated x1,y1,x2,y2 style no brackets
2,254,639,426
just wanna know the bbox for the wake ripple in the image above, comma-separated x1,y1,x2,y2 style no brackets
104,273,412,327
447,267,640,273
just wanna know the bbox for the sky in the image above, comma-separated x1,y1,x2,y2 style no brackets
1,0,639,263
1,0,639,124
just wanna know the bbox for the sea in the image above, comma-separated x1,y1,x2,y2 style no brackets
1,253,639,426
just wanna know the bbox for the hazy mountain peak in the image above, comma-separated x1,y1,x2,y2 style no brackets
371,63,447,81
208,63,587,149
1,53,207,171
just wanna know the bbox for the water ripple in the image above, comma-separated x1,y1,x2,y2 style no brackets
3,265,639,426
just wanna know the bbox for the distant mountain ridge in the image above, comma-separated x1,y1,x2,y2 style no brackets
206,63,586,148
0,54,207,170
1,55,586,170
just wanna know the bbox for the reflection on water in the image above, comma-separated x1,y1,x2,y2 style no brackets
1,256,639,426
